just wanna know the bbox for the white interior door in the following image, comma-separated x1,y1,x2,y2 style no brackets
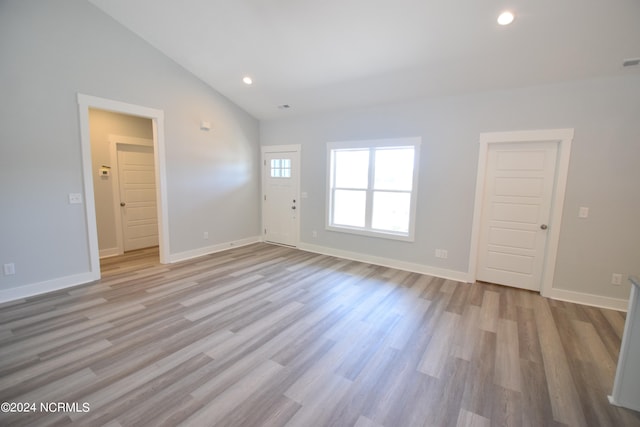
476,141,558,291
263,149,300,246
117,144,159,251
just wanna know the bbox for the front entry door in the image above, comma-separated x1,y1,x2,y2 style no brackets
263,149,300,246
117,144,159,252
476,141,558,291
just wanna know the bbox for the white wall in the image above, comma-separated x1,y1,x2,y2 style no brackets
261,74,640,306
0,0,260,295
89,109,154,254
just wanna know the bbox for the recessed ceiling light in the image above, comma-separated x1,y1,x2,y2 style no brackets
242,76,253,85
497,11,515,26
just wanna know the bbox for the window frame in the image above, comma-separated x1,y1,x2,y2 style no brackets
326,137,421,241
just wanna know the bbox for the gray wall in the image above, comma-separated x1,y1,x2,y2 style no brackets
0,0,260,290
261,74,640,301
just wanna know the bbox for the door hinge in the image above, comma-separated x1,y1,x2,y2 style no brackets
264,228,267,235
264,160,266,166
264,195,267,201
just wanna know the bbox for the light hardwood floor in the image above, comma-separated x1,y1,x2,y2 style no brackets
0,243,638,427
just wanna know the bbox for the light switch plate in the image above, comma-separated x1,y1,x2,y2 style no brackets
68,193,82,204
578,207,589,218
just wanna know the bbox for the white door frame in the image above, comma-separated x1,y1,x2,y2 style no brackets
77,93,170,281
109,135,155,256
261,144,301,246
468,128,573,297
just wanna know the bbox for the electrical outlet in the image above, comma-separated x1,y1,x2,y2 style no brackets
312,230,317,238
203,232,209,239
3,263,15,276
612,273,623,286
435,249,448,259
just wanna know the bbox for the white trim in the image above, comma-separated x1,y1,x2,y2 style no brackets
327,137,421,149
299,241,626,311
609,282,640,410
261,144,301,247
468,128,574,297
99,247,121,259
0,272,97,304
298,242,471,283
0,236,261,303
108,135,155,256
261,144,302,154
168,236,260,263
77,94,171,277
109,135,154,147
545,287,629,312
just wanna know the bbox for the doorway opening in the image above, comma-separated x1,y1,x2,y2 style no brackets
89,110,159,259
77,94,169,281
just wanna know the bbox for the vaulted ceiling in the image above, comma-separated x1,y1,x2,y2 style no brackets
89,0,640,119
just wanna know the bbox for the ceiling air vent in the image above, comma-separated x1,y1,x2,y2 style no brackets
622,58,640,68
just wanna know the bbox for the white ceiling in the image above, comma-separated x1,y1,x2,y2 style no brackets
89,0,640,120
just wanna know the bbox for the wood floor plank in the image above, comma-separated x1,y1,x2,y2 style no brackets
283,372,352,427
479,289,500,332
0,243,637,427
535,297,589,426
450,304,481,361
180,359,284,426
461,330,497,420
418,310,460,378
519,359,560,427
494,318,522,392
456,408,491,427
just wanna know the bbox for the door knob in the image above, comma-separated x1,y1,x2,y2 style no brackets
120,202,126,207
540,224,548,230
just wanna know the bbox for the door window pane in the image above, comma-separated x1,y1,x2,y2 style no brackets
271,158,291,178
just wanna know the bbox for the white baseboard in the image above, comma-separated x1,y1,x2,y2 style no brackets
297,242,629,312
0,271,99,304
99,247,122,259
609,394,640,412
0,237,260,304
543,287,629,312
2,238,627,313
168,236,261,263
298,242,472,283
